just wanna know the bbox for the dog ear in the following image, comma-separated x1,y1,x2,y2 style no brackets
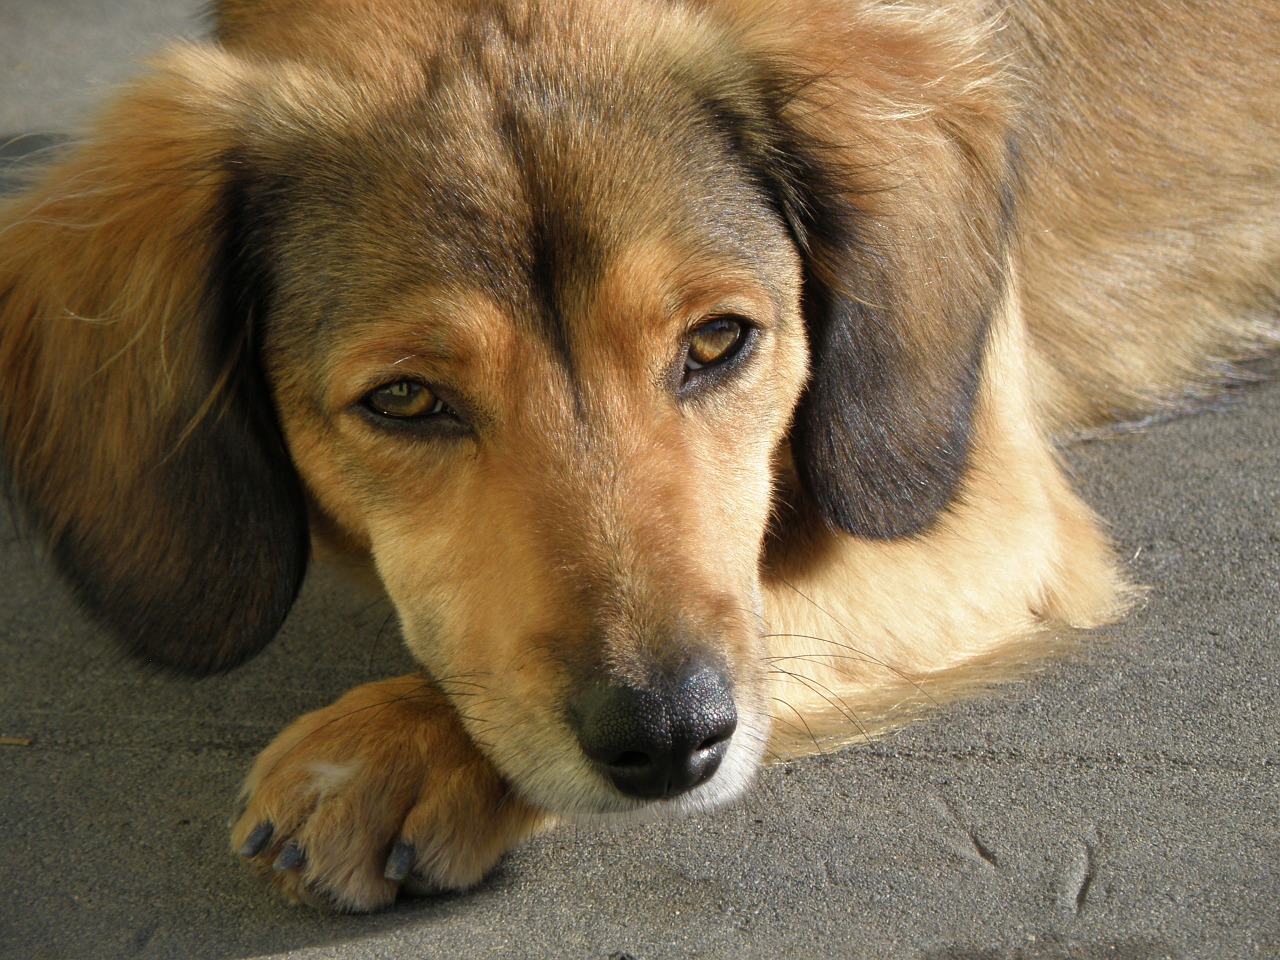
727,5,1017,539
0,48,309,673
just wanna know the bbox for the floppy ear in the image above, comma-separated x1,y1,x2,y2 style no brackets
730,4,1017,539
0,48,309,673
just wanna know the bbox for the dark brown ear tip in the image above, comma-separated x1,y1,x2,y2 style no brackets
789,375,979,542
50,512,310,677
792,452,957,541
68,569,308,677
5,408,310,677
807,491,948,542
26,413,313,677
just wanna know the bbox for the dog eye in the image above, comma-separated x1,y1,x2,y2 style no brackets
363,380,449,419
684,318,747,373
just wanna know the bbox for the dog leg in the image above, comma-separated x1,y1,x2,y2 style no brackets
230,675,545,912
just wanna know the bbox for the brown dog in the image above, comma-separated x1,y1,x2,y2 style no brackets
1,0,1276,912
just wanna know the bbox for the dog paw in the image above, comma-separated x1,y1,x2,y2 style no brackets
230,675,543,912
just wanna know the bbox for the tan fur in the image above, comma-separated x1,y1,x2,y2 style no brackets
1,0,1276,913
763,262,1133,750
231,676,544,909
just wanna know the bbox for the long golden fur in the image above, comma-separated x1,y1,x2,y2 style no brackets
1,0,1276,912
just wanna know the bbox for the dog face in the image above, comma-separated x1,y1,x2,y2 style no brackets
251,27,811,811
0,1,1015,816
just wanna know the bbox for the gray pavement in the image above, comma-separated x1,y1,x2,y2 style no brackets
1,3,1278,958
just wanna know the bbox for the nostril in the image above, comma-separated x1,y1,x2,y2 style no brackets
612,750,652,769
696,728,734,753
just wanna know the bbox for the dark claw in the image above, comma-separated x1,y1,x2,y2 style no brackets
238,822,274,858
384,840,416,882
273,842,305,872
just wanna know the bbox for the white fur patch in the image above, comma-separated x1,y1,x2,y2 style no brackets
305,760,362,798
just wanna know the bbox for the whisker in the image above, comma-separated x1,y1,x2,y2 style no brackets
769,695,824,755
735,726,791,767
769,667,873,746
351,593,393,621
364,609,400,671
763,625,939,707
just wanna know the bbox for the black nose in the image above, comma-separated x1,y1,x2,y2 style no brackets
575,662,738,800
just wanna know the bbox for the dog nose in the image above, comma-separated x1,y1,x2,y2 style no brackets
575,661,738,800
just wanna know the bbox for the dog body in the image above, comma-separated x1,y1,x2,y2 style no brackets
1,0,1276,910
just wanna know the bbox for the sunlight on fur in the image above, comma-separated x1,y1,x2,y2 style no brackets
1,0,1275,913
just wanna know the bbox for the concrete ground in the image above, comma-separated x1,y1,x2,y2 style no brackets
1,3,1277,958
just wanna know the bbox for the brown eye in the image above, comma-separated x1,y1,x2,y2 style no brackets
364,380,447,419
685,317,747,373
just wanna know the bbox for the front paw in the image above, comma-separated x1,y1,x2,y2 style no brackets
230,675,544,911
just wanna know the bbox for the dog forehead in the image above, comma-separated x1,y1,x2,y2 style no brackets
256,22,786,353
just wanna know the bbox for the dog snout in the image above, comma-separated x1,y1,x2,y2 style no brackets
574,661,738,800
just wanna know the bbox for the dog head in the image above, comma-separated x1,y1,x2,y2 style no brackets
0,0,1012,815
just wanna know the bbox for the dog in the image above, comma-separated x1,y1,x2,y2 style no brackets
1,0,1276,912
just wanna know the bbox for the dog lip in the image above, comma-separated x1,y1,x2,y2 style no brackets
573,660,739,801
